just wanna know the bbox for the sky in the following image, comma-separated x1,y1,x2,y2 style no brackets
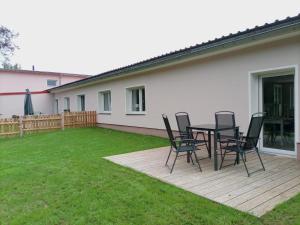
0,0,300,75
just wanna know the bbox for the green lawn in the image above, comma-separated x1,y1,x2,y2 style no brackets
0,128,299,225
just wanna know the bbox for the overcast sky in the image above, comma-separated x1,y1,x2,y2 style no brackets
1,0,299,75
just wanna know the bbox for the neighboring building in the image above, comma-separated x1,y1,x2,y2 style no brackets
0,69,89,118
49,14,299,158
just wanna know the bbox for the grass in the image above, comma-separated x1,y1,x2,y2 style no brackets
0,128,299,225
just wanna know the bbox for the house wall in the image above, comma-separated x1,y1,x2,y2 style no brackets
53,37,300,138
0,71,84,92
0,93,54,118
0,71,86,118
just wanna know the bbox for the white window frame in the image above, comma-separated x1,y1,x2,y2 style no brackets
77,94,85,112
64,97,70,112
126,86,146,114
98,90,112,114
47,79,58,87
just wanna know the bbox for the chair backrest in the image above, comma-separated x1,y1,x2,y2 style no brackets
162,114,177,149
215,111,236,138
244,112,265,149
175,112,191,137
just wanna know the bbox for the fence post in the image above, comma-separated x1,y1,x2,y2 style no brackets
61,112,65,130
19,116,23,137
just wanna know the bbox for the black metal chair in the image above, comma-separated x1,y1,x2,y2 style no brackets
219,112,265,177
162,114,202,173
215,111,240,156
175,112,209,157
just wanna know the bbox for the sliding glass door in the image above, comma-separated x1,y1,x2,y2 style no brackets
262,74,295,152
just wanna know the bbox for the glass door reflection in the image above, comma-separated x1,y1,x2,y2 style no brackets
262,75,294,151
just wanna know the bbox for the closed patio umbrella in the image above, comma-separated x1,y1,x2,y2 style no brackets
24,89,34,115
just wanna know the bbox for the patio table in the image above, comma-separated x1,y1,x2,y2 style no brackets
187,124,239,171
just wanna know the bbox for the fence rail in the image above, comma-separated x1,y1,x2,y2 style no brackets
0,111,97,137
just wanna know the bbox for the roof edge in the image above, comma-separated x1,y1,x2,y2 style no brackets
49,13,300,93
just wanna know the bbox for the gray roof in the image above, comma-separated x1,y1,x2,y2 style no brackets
49,13,300,92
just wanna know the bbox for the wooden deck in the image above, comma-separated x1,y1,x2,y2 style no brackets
105,147,300,217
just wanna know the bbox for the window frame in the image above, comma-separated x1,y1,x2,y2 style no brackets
63,97,70,112
98,90,112,114
54,99,59,114
126,86,146,115
77,94,85,112
47,79,58,87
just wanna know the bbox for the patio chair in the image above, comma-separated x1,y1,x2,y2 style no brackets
219,112,265,177
175,112,209,157
215,111,240,156
162,114,202,173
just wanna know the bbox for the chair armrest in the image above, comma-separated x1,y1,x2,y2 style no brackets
227,138,247,144
176,138,196,145
239,136,260,141
174,135,188,140
180,138,196,142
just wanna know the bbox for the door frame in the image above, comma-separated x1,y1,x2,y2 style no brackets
249,65,299,157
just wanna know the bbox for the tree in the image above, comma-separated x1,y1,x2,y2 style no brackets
1,61,21,70
0,25,19,65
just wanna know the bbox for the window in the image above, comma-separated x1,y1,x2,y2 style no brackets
98,91,111,113
47,79,57,87
77,95,85,111
126,86,145,113
54,99,59,114
64,97,70,112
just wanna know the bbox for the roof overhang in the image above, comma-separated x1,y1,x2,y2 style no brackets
49,16,300,93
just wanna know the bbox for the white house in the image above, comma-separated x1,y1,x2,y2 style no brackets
49,15,300,158
0,69,89,118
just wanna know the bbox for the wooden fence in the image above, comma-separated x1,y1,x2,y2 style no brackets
64,111,97,128
0,111,97,137
0,118,20,136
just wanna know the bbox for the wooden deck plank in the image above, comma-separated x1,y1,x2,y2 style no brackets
250,184,300,216
236,176,300,211
105,146,300,217
212,160,299,202
225,168,300,207
185,154,279,189
196,158,294,199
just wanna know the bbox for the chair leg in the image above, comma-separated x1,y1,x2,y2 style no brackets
190,151,195,165
256,148,265,171
240,152,250,177
165,146,172,166
234,153,238,165
219,149,227,170
202,132,210,156
170,152,178,173
193,151,202,172
219,142,223,157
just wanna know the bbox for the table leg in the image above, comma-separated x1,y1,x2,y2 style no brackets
187,151,190,163
280,120,284,146
213,131,218,171
236,127,240,164
208,131,212,158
